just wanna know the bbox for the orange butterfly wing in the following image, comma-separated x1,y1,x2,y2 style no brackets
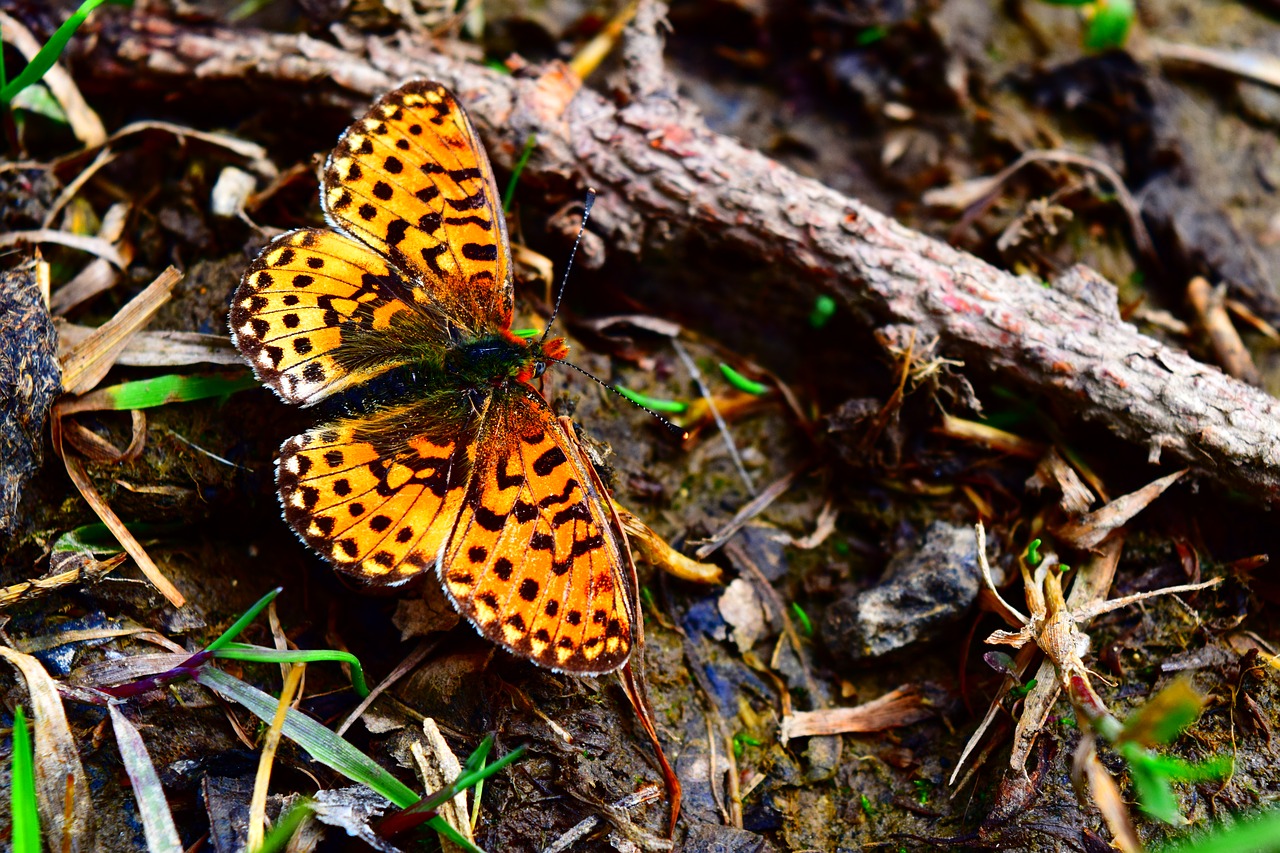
231,228,431,405
440,390,636,675
321,80,513,334
276,401,480,584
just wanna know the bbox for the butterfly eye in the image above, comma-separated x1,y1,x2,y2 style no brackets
533,361,547,377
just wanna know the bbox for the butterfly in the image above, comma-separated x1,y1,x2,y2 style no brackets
229,81,637,675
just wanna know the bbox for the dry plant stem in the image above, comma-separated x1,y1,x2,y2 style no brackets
1187,276,1261,386
540,786,666,853
0,554,127,609
53,452,185,607
58,266,181,395
79,11,1280,503
335,637,438,737
248,663,306,851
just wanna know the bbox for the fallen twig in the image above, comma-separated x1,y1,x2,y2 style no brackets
71,5,1280,503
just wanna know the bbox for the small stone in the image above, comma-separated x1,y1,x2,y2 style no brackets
821,521,981,669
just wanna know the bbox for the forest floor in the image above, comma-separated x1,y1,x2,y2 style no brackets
4,0,1280,851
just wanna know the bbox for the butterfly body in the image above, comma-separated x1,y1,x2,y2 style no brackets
231,81,637,675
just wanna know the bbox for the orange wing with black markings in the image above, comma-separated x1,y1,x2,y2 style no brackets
230,228,434,406
322,81,513,334
276,401,482,585
439,390,636,675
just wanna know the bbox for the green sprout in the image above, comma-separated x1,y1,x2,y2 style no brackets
790,601,813,636
718,363,769,396
615,386,688,414
1008,679,1038,699
809,295,837,329
732,732,762,758
2,0,134,105
859,793,877,819
1024,538,1043,567
1035,0,1134,50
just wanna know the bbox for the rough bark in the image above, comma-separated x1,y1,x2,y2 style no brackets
71,4,1280,502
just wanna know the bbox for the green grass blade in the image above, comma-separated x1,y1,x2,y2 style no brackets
10,706,40,853
252,799,314,853
52,521,179,553
615,386,688,414
95,371,258,410
194,667,420,806
1,0,131,104
1158,806,1280,853
502,134,538,213
193,668,492,851
213,643,370,697
205,588,282,653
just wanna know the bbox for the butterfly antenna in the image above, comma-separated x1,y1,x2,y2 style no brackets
540,188,596,344
550,358,688,440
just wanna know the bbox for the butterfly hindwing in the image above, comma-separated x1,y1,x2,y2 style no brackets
231,228,428,406
322,80,513,334
440,390,635,675
276,402,480,585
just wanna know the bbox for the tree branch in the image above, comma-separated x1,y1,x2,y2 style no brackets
73,5,1280,502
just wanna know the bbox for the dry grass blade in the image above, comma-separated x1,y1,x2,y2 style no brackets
53,453,185,607
408,719,474,851
58,266,182,395
1027,447,1096,515
42,148,116,229
99,121,277,178
539,786,665,853
248,663,306,851
0,552,126,610
693,465,804,560
106,705,182,853
1073,732,1141,853
0,11,106,146
1146,37,1280,89
0,230,125,267
0,647,96,851
779,684,937,743
336,638,437,738
49,203,131,315
936,414,1046,458
56,325,240,367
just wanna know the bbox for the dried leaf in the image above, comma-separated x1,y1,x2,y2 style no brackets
0,647,96,851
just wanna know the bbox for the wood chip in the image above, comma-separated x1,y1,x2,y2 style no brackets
779,684,937,743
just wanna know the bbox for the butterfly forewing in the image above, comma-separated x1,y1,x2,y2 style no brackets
440,391,634,675
277,403,480,584
231,228,421,406
322,81,513,334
